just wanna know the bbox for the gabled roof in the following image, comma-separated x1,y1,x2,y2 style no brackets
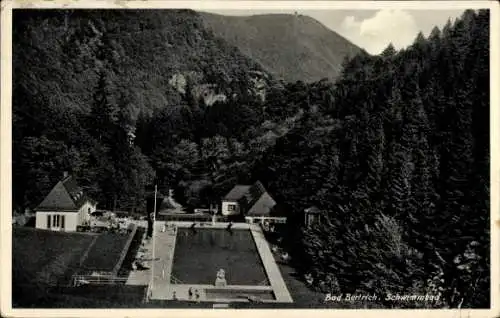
223,185,251,201
246,192,277,216
36,175,94,212
223,181,277,216
239,181,266,209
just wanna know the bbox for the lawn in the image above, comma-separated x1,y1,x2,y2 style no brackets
12,227,141,308
171,228,269,285
12,227,98,308
13,227,96,287
22,285,148,308
80,232,133,273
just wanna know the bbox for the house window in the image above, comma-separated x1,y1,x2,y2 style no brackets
227,204,237,212
49,214,64,228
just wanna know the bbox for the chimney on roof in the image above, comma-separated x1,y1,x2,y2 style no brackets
63,171,69,179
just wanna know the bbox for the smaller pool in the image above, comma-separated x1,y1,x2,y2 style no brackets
205,288,275,301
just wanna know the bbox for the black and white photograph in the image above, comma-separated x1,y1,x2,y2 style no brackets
1,0,498,315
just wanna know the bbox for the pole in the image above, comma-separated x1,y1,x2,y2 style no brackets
150,184,157,299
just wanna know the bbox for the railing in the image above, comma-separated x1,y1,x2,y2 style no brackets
143,285,150,303
145,283,152,303
72,274,128,287
157,214,229,223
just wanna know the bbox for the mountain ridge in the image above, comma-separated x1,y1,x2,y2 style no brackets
199,12,362,82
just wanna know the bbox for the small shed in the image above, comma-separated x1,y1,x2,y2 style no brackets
304,206,322,228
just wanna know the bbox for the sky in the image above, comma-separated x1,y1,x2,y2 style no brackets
203,9,466,54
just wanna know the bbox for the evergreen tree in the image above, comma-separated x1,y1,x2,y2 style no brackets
88,70,118,143
381,43,396,57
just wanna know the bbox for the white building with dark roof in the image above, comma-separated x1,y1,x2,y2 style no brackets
221,181,286,224
221,185,252,216
35,172,97,232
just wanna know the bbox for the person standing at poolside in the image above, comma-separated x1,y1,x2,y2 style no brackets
188,287,193,299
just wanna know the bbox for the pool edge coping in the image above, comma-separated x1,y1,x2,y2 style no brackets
249,224,294,303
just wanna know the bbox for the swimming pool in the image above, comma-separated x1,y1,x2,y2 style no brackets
171,228,270,286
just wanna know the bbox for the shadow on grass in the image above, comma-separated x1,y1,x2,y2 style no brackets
117,227,146,279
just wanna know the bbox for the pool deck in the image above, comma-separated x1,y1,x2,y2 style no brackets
250,224,293,303
126,221,293,303
126,222,176,289
157,284,276,303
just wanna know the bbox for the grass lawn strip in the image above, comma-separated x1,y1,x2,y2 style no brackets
13,228,95,286
81,233,132,273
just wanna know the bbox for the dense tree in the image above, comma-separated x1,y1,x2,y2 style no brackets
256,10,489,308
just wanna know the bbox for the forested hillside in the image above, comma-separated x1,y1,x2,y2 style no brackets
12,9,273,212
254,9,489,308
201,12,361,82
13,9,357,213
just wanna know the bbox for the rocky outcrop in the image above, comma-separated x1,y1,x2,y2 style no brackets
192,84,227,106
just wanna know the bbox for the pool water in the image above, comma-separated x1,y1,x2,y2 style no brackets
171,228,269,286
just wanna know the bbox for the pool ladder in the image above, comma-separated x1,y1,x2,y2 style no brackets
170,275,184,284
